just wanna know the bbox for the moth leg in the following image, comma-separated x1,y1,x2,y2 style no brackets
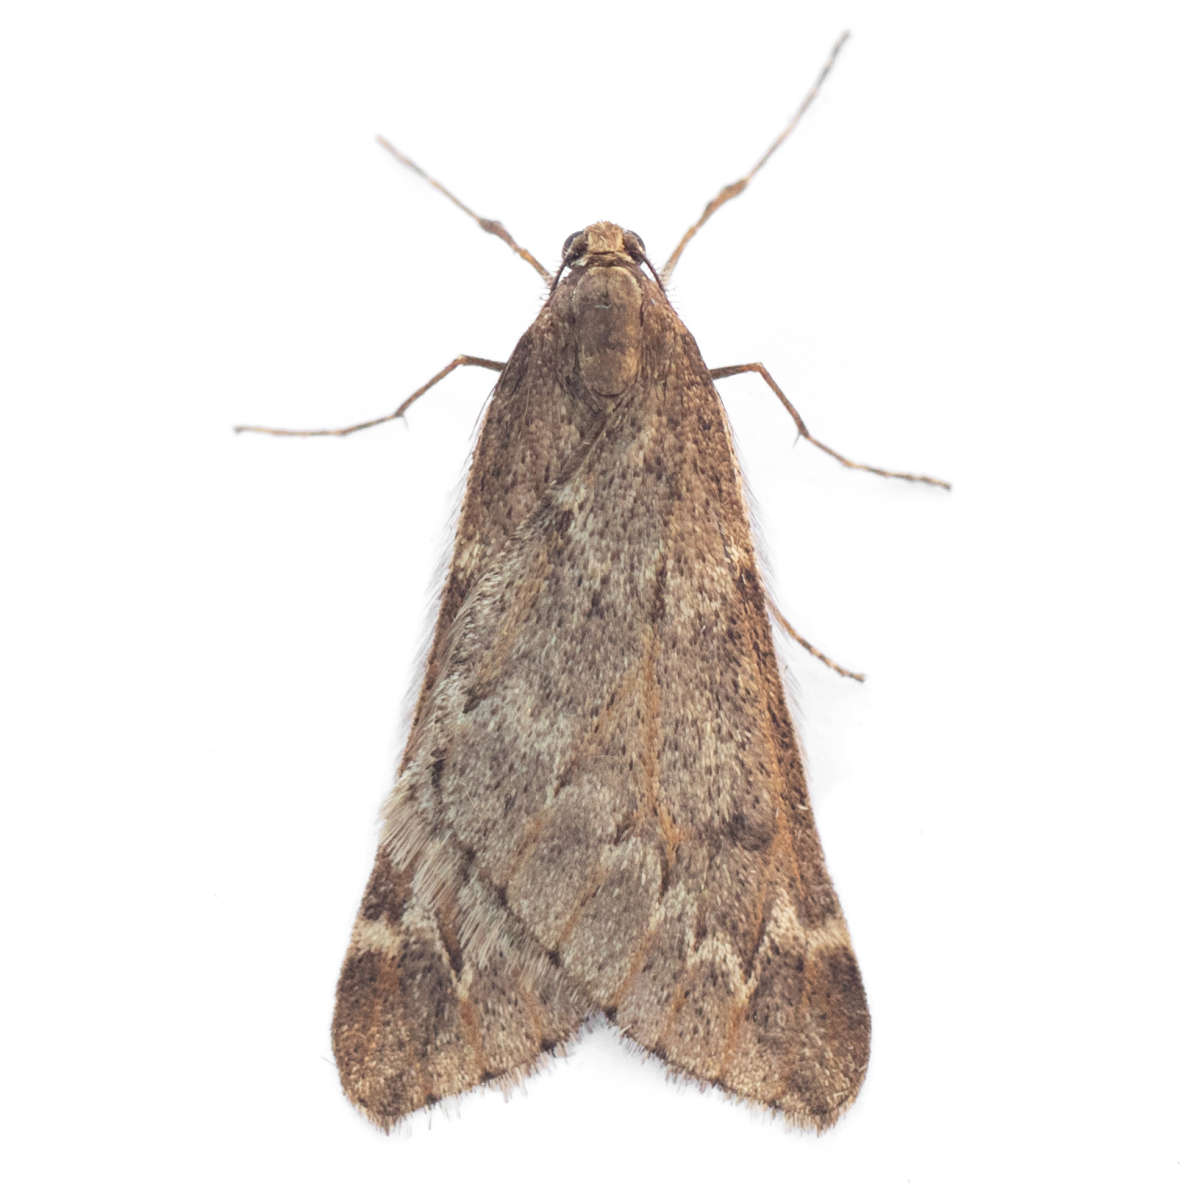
661,32,850,283
710,362,952,490
376,137,552,284
233,355,505,437
765,596,865,683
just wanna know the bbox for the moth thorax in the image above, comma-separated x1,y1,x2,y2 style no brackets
570,266,643,396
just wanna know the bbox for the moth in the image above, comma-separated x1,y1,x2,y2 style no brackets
238,33,947,1130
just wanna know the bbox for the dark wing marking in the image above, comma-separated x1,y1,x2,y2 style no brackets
333,851,590,1127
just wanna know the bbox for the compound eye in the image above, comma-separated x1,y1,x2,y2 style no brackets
561,230,585,261
623,230,646,260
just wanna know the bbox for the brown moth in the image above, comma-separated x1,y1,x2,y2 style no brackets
237,33,948,1131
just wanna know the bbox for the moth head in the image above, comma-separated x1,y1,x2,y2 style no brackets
560,222,648,270
556,222,660,292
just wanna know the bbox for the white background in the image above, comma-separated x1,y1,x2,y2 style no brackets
3,2,1197,1196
